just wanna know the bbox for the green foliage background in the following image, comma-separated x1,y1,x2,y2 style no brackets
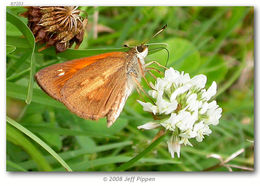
6,6,254,171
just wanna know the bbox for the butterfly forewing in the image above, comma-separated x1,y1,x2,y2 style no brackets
35,52,125,101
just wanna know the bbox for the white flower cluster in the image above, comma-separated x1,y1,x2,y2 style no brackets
138,68,222,158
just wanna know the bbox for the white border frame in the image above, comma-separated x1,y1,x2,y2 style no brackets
1,1,258,185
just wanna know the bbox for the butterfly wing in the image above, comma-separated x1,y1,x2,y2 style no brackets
35,52,125,101
35,51,135,127
60,53,130,126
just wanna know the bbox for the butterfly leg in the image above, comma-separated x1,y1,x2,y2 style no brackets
136,58,153,89
145,61,168,70
130,73,155,104
134,81,146,102
145,61,166,80
145,67,164,83
146,67,164,75
147,70,157,80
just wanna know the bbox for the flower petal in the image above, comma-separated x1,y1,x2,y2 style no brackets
170,84,191,102
137,122,160,130
202,81,217,101
137,100,158,115
190,74,207,89
167,136,181,158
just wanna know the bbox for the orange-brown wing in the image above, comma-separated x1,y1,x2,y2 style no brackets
35,52,126,101
60,54,128,123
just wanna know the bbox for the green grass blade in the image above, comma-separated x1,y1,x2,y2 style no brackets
216,50,247,97
6,68,30,81
40,43,167,60
26,53,36,104
7,82,65,109
192,9,226,45
202,7,249,67
115,7,140,47
54,156,180,171
7,123,52,171
55,156,130,171
7,117,72,172
6,45,16,54
41,47,127,59
24,124,116,138
6,160,27,172
6,10,36,104
6,52,31,77
183,143,253,165
19,141,132,170
7,35,30,48
6,10,34,48
116,133,167,171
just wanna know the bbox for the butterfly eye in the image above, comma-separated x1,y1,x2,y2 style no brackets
136,45,144,53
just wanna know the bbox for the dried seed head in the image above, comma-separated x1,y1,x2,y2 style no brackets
23,6,88,53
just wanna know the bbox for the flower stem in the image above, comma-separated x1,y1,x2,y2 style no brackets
203,163,223,171
115,133,167,171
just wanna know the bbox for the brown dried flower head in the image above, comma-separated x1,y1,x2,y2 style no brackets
22,6,88,53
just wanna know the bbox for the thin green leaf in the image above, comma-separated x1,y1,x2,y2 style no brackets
116,133,167,171
6,10,34,48
115,7,140,47
40,43,167,60
7,117,72,172
26,53,36,104
6,10,36,104
54,155,180,171
192,9,227,45
6,160,27,172
182,143,253,165
6,68,30,81
202,7,249,67
7,36,30,48
7,123,52,171
6,45,16,54
216,50,247,97
7,82,65,109
19,141,132,170
7,52,31,77
24,124,117,138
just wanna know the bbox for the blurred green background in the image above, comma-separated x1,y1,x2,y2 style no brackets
6,6,254,171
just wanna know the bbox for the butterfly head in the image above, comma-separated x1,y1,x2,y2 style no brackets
135,44,148,59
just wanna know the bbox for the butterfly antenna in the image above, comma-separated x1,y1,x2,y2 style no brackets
143,24,167,45
164,47,169,67
152,24,167,40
